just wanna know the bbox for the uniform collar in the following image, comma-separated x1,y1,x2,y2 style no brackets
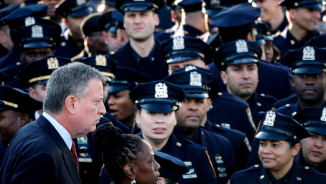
271,15,288,35
285,26,320,48
266,163,294,184
183,24,204,37
129,39,158,65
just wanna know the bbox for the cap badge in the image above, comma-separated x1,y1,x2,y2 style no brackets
320,108,326,121
25,17,35,27
77,0,86,6
96,55,107,66
236,40,248,53
190,71,202,86
47,57,59,69
172,36,185,50
185,65,197,72
302,46,315,60
31,25,43,38
155,82,168,98
263,111,276,126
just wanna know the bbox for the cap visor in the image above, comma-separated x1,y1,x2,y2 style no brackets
23,42,52,49
123,5,155,12
140,104,175,113
69,6,93,17
293,67,324,74
255,131,288,140
256,39,266,46
185,92,209,99
300,4,322,10
108,85,131,94
0,106,11,112
206,9,222,17
305,127,326,136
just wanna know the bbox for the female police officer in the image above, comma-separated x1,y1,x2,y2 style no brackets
229,110,326,184
130,80,217,184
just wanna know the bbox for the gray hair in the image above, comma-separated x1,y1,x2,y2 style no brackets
43,62,106,115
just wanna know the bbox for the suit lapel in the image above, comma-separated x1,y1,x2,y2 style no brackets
37,115,81,184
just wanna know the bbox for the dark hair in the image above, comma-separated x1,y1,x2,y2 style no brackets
285,139,297,148
93,123,143,182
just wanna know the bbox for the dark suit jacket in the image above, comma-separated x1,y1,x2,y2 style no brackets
0,115,81,184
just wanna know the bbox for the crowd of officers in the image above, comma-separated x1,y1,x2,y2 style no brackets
1,0,326,183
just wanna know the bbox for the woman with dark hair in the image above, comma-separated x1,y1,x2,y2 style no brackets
229,111,326,184
93,123,162,184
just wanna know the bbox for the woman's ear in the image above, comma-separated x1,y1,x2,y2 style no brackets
135,111,141,128
124,164,136,181
292,143,301,157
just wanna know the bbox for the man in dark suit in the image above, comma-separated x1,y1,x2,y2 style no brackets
0,62,106,183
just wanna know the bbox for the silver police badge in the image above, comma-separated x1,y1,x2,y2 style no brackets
47,57,59,69
31,25,43,38
263,111,276,126
172,36,185,50
25,17,35,27
96,55,107,66
320,107,326,121
155,82,168,98
302,46,315,60
190,71,202,86
236,40,248,53
185,65,197,72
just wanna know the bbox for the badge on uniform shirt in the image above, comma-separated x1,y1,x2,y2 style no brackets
31,25,43,38
182,161,198,179
25,17,35,27
155,82,168,98
320,107,326,121
185,65,197,72
215,155,227,178
96,55,107,66
236,40,248,53
47,57,59,69
302,46,315,60
172,36,185,50
76,0,86,6
263,111,276,126
190,71,202,86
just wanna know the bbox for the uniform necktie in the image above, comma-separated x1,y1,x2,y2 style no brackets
71,141,79,172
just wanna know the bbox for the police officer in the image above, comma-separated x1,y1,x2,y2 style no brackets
98,10,120,53
174,0,210,42
0,72,5,85
161,36,257,144
208,3,293,100
111,0,168,80
294,107,326,173
0,16,62,87
130,80,217,184
252,0,288,34
273,0,322,58
215,39,277,127
111,9,129,49
107,67,152,133
0,85,43,165
72,13,109,61
229,110,326,184
277,46,326,116
164,67,238,183
18,55,71,119
0,4,48,69
54,0,94,58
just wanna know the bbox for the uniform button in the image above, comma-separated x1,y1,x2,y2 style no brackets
254,165,259,168
257,103,261,106
176,142,181,147
216,124,220,127
218,92,222,96
260,93,265,96
260,175,264,179
16,62,20,65
291,40,295,45
61,42,66,47
292,112,297,116
305,166,309,170
286,104,290,107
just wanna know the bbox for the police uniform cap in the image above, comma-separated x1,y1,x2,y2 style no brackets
108,67,152,94
81,13,104,38
293,107,326,136
115,0,164,13
0,72,6,85
112,9,125,30
77,54,117,82
98,11,118,33
1,4,48,26
255,21,273,46
55,0,93,18
205,0,247,17
103,0,117,8
256,110,310,143
214,39,262,70
18,55,71,88
178,0,205,13
282,46,326,74
0,3,21,25
164,65,213,99
210,3,260,37
161,36,213,64
11,18,62,50
280,0,322,10
154,150,189,182
129,80,185,113
0,86,43,120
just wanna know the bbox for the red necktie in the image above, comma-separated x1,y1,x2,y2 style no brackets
71,141,79,172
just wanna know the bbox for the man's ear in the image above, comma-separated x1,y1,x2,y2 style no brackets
221,71,227,85
65,95,78,114
154,13,160,26
135,110,141,128
124,164,136,181
102,31,109,44
29,87,36,98
19,114,31,127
